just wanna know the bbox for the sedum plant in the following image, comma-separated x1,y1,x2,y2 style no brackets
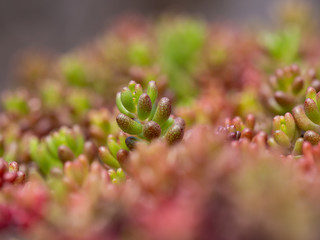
260,65,320,114
218,114,256,141
0,159,25,187
268,113,303,155
116,80,185,146
292,87,320,145
98,132,128,170
29,126,85,174
5,11,320,240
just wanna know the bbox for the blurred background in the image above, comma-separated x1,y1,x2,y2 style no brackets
0,0,317,87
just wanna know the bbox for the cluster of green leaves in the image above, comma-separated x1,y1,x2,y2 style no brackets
261,65,320,114
98,133,128,170
266,86,320,155
87,109,113,144
291,87,320,145
116,80,185,145
268,113,303,155
29,126,85,175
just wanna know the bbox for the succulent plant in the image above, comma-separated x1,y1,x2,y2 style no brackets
291,87,320,145
268,112,303,155
260,65,320,114
63,154,90,188
116,80,185,145
217,114,256,141
98,133,129,170
0,159,25,187
29,126,85,174
3,12,320,240
87,108,113,144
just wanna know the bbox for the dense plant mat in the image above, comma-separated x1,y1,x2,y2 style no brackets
2,4,320,239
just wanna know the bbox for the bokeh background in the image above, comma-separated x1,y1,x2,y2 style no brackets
0,0,317,87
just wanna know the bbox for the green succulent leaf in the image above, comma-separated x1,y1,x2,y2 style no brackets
121,87,136,113
152,97,172,126
116,114,143,135
137,93,152,120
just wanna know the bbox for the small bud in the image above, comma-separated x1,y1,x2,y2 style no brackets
107,135,121,158
8,162,19,172
98,146,120,169
137,93,152,120
108,169,117,181
128,81,136,92
290,64,300,75
58,145,75,162
306,87,317,100
227,125,236,133
143,121,161,141
64,161,74,181
116,168,126,181
292,138,304,156
311,80,320,92
174,117,186,129
147,81,158,104
152,97,172,126
15,171,25,184
304,130,320,145
116,114,143,135
273,116,282,131
84,141,97,162
229,131,241,141
267,137,278,148
304,98,320,124
232,117,244,131
252,131,267,147
77,155,89,176
245,114,255,130
134,84,143,102
274,130,291,147
118,132,129,150
116,149,129,166
165,123,184,145
292,77,304,94
241,128,253,140
274,91,295,107
284,112,296,140
125,136,139,150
